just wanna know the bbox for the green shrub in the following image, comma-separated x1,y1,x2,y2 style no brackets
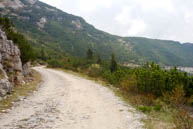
153,105,161,111
88,64,102,78
138,106,152,113
47,59,64,68
135,62,193,97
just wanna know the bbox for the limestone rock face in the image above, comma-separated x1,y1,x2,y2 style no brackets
0,0,24,9
23,62,31,76
0,27,25,97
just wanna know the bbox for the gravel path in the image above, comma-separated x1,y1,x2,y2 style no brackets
0,67,144,129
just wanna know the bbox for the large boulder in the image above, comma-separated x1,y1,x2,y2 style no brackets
0,64,12,97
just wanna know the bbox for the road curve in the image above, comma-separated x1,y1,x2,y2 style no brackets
0,67,144,129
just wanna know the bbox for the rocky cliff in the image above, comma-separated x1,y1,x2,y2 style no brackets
0,27,27,97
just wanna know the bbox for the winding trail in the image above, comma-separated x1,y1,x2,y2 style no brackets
0,67,144,129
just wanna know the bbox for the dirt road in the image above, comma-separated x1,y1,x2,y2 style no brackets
0,67,144,129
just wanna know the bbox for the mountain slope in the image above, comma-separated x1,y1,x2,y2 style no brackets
1,0,193,66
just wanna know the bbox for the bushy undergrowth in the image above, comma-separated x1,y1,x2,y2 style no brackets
47,50,193,128
47,54,193,105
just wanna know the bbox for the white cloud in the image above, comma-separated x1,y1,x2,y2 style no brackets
137,0,174,12
115,6,146,36
77,0,113,12
115,6,132,26
40,0,62,8
127,20,146,36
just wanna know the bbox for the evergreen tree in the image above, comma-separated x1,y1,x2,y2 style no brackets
40,48,47,61
87,48,93,60
97,55,102,64
110,53,117,72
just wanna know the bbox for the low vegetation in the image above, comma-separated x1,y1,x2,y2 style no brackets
47,48,193,129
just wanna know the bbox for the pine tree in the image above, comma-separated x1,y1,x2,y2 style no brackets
40,48,47,61
97,55,102,64
87,48,93,60
110,53,117,72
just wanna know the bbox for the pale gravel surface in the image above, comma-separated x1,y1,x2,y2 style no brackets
0,67,144,129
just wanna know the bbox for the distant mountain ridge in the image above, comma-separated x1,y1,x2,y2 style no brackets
1,0,193,66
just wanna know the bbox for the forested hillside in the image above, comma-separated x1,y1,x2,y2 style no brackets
1,0,193,66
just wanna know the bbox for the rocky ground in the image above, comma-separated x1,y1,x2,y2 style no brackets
0,67,144,129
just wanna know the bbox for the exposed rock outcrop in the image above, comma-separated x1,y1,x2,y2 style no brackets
37,17,47,29
0,0,24,9
0,27,29,98
71,20,83,30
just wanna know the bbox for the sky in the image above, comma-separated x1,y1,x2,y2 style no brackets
39,0,193,43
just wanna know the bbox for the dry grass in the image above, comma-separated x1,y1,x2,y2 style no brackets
0,70,41,112
174,109,193,129
144,119,174,129
114,90,176,129
113,81,193,129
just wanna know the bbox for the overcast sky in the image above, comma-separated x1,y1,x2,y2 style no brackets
39,0,193,43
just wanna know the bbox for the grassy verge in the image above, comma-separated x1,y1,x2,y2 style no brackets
114,90,175,129
0,70,41,112
111,85,193,129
